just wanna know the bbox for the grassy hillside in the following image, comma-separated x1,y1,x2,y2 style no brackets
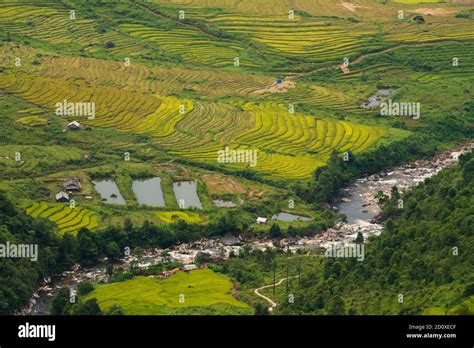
0,0,473,316
270,151,473,314
86,269,252,315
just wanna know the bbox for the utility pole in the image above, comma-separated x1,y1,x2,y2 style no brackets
286,261,289,293
298,257,301,288
273,261,276,295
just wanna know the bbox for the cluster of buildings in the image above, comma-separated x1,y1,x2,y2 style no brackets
55,178,82,203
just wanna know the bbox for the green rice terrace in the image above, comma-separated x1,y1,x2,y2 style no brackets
0,0,473,318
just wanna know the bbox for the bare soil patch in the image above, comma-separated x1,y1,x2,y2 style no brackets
340,2,359,13
415,8,453,16
251,79,295,96
202,174,245,195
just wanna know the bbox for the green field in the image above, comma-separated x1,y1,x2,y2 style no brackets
24,202,98,235
0,0,473,318
86,269,252,315
0,0,472,230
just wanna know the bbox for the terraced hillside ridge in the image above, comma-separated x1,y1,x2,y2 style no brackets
24,202,98,235
0,3,148,56
0,67,407,179
156,211,206,224
85,269,253,315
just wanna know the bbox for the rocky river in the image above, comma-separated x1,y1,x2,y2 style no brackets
23,142,473,315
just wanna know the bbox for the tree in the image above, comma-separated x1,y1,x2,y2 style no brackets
254,302,269,315
354,231,364,244
287,225,298,237
387,270,398,285
314,294,324,310
106,263,114,282
58,233,77,267
77,228,98,266
327,295,345,315
50,288,72,315
375,190,389,206
124,218,133,232
269,223,282,238
106,241,121,259
71,298,102,315
77,282,94,296
106,304,124,315
390,186,400,203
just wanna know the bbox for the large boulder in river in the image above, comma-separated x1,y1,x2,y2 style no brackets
195,251,224,264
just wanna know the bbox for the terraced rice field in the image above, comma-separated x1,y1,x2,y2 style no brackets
31,53,273,98
24,202,98,235
207,15,384,63
152,0,408,18
156,211,205,223
120,23,248,68
0,54,405,180
169,102,402,179
1,1,427,181
0,68,403,179
0,3,147,56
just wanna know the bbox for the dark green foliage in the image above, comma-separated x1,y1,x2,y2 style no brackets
0,192,69,314
279,151,474,314
70,298,102,315
106,304,124,315
269,223,282,238
50,287,72,315
254,302,269,315
77,282,94,296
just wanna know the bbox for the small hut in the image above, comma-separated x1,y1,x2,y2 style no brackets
67,121,81,131
55,191,70,203
63,179,82,192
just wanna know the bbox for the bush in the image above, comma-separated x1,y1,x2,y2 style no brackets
77,282,94,296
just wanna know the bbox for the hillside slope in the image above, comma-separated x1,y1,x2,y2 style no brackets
277,150,474,315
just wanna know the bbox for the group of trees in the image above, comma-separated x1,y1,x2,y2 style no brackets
278,151,474,314
296,134,440,204
50,285,123,315
0,193,66,314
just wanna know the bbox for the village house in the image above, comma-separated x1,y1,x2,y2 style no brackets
63,179,82,192
256,217,268,225
67,121,81,131
55,191,69,203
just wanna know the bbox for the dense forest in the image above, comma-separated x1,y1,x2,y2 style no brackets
0,191,330,314
276,150,474,314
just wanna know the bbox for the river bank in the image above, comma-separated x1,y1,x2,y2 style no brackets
24,142,473,315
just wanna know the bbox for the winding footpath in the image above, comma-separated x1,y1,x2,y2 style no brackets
254,275,299,311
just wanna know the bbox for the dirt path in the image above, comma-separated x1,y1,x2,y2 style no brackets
254,275,299,311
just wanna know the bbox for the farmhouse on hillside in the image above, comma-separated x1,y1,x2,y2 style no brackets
256,217,268,224
63,179,82,192
67,121,81,131
55,191,70,203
